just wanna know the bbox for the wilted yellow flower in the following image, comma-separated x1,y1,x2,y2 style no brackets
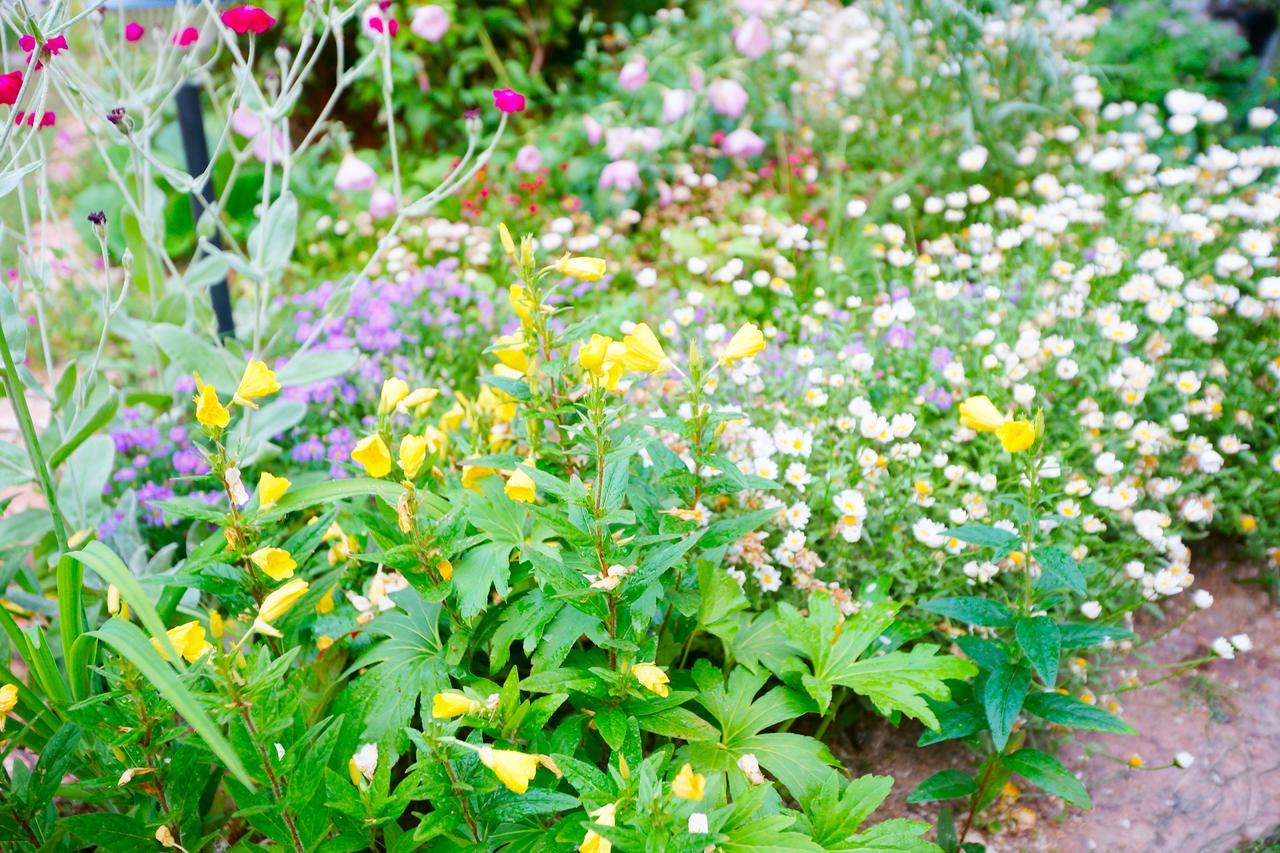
192,373,230,429
378,377,410,415
349,743,378,786
0,683,18,731
253,579,309,637
722,323,766,364
155,826,178,849
504,465,537,503
618,323,672,374
553,254,607,281
580,802,617,853
352,435,392,478
397,387,439,415
997,419,1036,453
493,333,531,373
432,691,482,719
509,284,536,324
632,662,669,697
250,547,296,581
399,434,429,479
480,745,541,794
672,763,706,800
958,395,1006,432
231,360,281,408
437,559,454,580
498,222,516,257
257,472,291,511
151,621,213,664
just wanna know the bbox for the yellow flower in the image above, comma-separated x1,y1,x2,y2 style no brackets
504,464,537,503
510,284,536,324
632,662,669,697
250,547,296,581
441,401,466,433
209,609,224,639
316,635,334,652
399,434,428,479
462,465,496,491
958,395,1006,432
580,802,617,853
480,745,541,794
432,691,482,718
554,254,607,281
493,332,531,373
378,377,410,415
231,360,281,408
156,826,178,849
0,683,18,731
257,472,291,511
151,621,213,664
672,763,706,801
437,559,454,580
498,222,516,257
997,419,1036,453
253,579,309,637
579,334,614,375
618,323,672,374
316,584,337,614
352,435,392,478
193,373,230,429
722,323,766,364
397,387,439,415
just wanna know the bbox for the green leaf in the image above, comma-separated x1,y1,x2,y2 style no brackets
837,645,977,730
946,524,1019,549
62,812,155,851
71,541,178,661
258,477,412,522
1014,616,1060,686
247,190,298,277
1023,692,1136,734
1001,748,1091,808
88,619,254,788
918,597,1014,628
1057,623,1135,649
907,769,976,803
701,506,778,550
697,558,748,642
1033,546,1086,597
983,661,1031,751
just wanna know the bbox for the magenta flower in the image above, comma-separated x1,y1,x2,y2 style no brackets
44,35,69,55
410,5,449,41
221,6,276,35
364,6,400,37
492,88,526,113
0,70,22,107
18,35,35,53
173,27,199,47
125,21,145,42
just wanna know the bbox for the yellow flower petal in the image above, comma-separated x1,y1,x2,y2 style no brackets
352,435,392,478
257,472,291,511
250,547,297,581
231,360,281,408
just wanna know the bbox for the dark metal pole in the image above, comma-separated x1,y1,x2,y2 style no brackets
175,80,235,339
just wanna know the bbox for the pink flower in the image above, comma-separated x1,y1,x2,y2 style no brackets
708,78,749,118
410,5,449,41
364,6,400,37
662,89,692,123
605,127,660,160
369,188,398,219
13,111,55,129
173,27,200,47
583,115,603,145
721,127,765,158
221,6,276,35
231,108,289,164
689,67,705,91
492,88,526,113
599,159,641,192
45,35,69,55
618,57,648,92
514,144,543,173
125,22,145,42
0,71,22,107
18,35,36,53
734,17,771,58
334,153,377,192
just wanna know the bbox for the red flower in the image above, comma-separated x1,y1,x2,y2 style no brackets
492,88,525,113
173,27,199,47
0,70,22,106
125,22,145,42
221,6,276,35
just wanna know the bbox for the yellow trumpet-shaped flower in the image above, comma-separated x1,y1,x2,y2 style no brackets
315,584,337,614
579,334,613,375
631,662,669,697
253,579,309,637
672,763,706,800
431,691,483,719
257,472,291,511
509,284,537,324
997,419,1036,453
397,387,439,415
493,332,531,373
399,434,429,479
378,377,410,415
618,323,672,374
151,621,213,664
250,547,296,581
504,464,537,503
231,360,281,408
0,683,18,731
352,435,392,478
553,254,607,281
498,222,516,257
958,395,1007,432
461,465,496,491
480,745,541,794
193,373,230,429
441,401,467,433
580,802,617,853
722,323,766,364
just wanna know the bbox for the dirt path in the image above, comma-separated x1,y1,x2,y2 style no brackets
834,549,1280,852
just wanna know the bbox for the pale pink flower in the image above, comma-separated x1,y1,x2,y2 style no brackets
708,79,749,118
335,153,377,192
619,58,648,91
410,5,449,41
721,127,765,158
583,115,604,145
734,17,771,58
600,159,641,192
663,89,693,123
514,144,543,173
369,188,397,219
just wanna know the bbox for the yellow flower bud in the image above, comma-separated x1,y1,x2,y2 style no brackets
479,745,541,794
399,434,428,479
631,662,669,697
431,691,482,719
253,579,309,637
618,323,672,374
721,323,766,364
958,395,1006,432
553,254,607,281
378,377,410,415
150,621,213,664
192,373,230,429
672,762,706,801
996,419,1036,453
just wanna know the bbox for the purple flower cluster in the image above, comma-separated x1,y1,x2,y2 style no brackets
102,407,211,534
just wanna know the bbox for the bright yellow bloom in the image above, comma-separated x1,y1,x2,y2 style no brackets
352,435,392,478
462,465,495,491
316,584,337,614
722,323,766,364
580,802,617,853
432,691,482,718
498,222,516,257
399,434,428,479
632,662,669,697
504,465,537,503
151,621,213,664
619,323,672,374
253,579,309,637
193,374,230,429
493,332,531,373
250,547,296,581
480,745,541,794
440,402,466,433
257,472,291,511
209,609,224,640
231,360,281,408
997,419,1036,453
510,284,536,324
378,377,410,415
958,395,1006,432
579,334,614,375
554,254,607,281
0,683,18,731
397,387,439,415
437,559,454,580
672,763,706,800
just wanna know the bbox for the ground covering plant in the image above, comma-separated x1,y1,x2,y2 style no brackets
0,0,1277,850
